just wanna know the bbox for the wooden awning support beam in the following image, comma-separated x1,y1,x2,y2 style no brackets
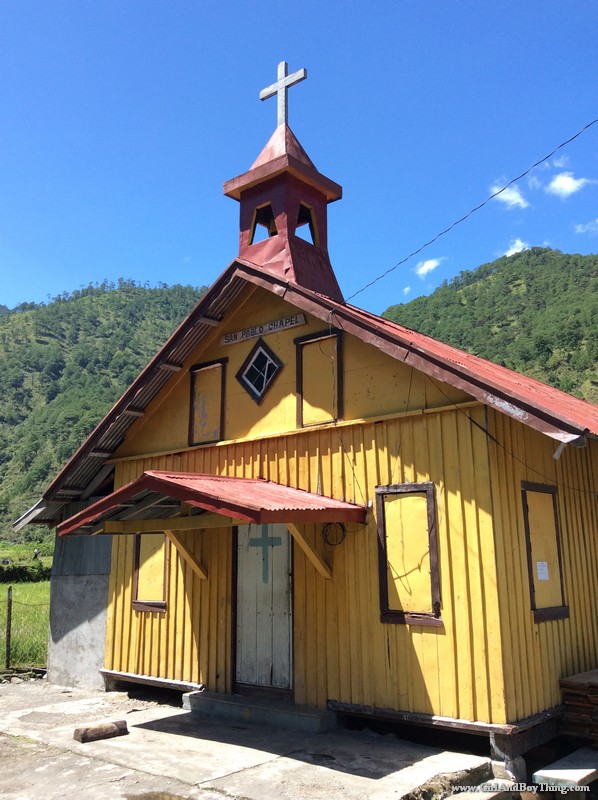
286,523,331,580
164,530,208,580
103,514,244,534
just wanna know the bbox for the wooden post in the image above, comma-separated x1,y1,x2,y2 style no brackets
5,586,12,669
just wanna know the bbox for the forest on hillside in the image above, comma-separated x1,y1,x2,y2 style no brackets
384,248,598,403
0,280,205,542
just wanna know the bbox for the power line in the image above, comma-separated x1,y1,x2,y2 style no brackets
346,117,598,303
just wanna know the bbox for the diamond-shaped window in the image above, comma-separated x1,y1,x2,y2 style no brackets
236,338,283,404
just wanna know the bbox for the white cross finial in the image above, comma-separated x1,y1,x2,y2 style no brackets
259,61,307,127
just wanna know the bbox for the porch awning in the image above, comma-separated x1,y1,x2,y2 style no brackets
57,470,367,536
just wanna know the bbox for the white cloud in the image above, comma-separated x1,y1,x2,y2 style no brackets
553,155,569,168
504,238,529,257
575,218,598,235
545,171,594,198
491,184,530,209
402,286,411,295
527,175,543,191
415,257,444,278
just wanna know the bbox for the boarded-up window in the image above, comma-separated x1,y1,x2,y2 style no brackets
295,330,343,427
376,482,441,626
522,482,568,622
133,534,167,612
189,360,226,446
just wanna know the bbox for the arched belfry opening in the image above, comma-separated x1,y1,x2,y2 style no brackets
249,203,278,245
222,61,344,304
295,202,318,246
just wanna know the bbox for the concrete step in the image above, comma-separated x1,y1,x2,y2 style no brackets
532,746,598,788
183,689,337,733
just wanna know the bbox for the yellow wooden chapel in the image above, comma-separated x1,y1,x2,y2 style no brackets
19,62,598,770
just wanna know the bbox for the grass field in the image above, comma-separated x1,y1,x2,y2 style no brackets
0,541,53,570
0,580,50,667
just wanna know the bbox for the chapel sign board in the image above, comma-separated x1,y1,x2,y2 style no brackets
220,314,306,346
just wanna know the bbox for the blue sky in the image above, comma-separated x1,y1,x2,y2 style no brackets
0,1,596,314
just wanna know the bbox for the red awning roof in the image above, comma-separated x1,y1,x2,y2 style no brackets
57,471,366,536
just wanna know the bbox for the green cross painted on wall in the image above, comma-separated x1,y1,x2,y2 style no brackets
249,524,282,584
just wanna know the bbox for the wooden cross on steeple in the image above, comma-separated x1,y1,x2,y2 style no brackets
259,61,307,127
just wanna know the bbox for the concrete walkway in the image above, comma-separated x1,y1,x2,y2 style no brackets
0,679,491,800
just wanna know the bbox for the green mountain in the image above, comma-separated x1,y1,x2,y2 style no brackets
0,280,205,543
384,248,598,404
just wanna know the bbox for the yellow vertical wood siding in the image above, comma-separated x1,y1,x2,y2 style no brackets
488,411,598,723
102,289,597,726
106,403,511,723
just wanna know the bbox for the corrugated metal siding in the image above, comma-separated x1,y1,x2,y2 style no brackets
52,533,112,577
105,405,508,723
488,410,598,722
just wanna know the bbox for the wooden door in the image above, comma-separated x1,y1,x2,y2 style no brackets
235,523,292,690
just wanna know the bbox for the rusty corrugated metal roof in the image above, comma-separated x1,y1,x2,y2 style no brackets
57,471,367,536
346,302,598,439
238,262,598,440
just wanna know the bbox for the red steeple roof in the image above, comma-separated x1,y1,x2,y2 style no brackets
224,124,341,200
223,124,344,302
250,124,317,171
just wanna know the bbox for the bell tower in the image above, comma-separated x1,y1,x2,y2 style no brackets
223,62,344,303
